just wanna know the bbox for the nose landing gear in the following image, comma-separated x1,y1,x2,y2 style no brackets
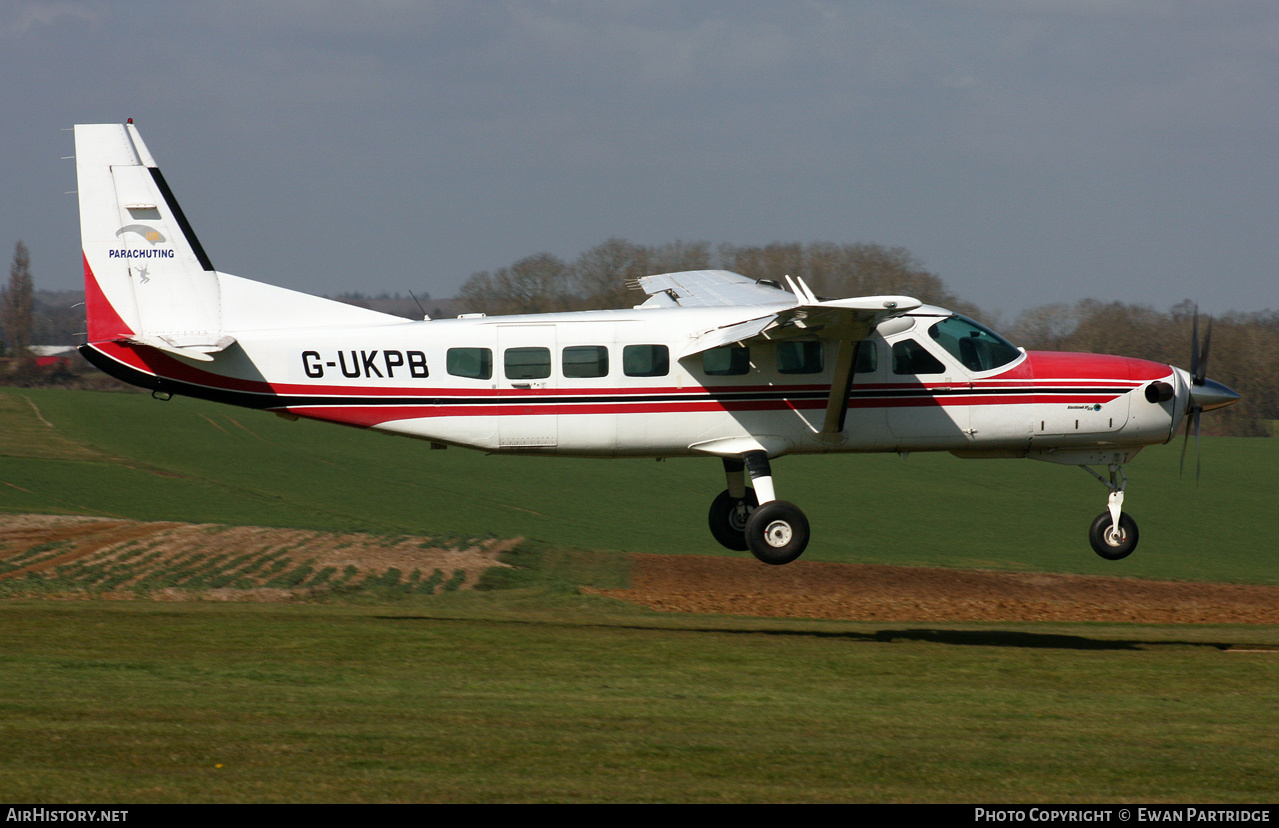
1082,463,1139,561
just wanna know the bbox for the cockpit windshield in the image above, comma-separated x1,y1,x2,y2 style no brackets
927,315,1022,373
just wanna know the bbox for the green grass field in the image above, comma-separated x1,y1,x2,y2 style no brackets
2,599,1277,803
2,387,1277,582
1,387,1277,803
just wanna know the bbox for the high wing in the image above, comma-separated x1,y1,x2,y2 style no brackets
635,269,792,308
637,270,922,444
636,269,921,352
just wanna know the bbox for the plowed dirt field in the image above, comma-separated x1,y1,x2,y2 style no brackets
593,554,1279,624
0,514,514,599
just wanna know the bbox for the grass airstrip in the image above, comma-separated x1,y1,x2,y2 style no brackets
1,387,1276,802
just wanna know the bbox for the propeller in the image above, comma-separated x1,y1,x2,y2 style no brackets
1179,306,1239,480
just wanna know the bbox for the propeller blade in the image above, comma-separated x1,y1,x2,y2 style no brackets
1197,316,1213,386
1179,304,1235,482
1186,406,1197,483
1190,306,1200,382
1179,408,1193,478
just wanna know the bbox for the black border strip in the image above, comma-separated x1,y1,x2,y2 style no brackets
148,167,215,272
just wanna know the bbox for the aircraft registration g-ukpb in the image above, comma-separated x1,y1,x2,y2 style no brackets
74,121,1240,565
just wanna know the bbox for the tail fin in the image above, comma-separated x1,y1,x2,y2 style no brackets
75,122,229,357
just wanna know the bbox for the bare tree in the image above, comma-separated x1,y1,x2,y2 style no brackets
645,239,713,275
718,241,976,315
455,252,573,316
1,241,34,364
568,239,648,310
1003,302,1078,351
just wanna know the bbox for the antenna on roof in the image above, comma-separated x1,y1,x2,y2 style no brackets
409,290,429,321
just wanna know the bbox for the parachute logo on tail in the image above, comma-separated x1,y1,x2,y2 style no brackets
115,224,166,244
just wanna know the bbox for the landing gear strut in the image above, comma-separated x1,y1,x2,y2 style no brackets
707,453,810,565
1082,463,1139,560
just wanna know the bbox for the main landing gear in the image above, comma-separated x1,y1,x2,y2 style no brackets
1082,463,1139,561
707,453,810,565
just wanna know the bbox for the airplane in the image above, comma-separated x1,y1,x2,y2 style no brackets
71,121,1241,565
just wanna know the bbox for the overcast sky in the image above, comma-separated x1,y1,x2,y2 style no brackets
3,1,1276,318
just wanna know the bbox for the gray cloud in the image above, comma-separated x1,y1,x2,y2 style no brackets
3,1,1275,317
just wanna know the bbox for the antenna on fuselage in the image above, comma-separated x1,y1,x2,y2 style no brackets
409,290,429,321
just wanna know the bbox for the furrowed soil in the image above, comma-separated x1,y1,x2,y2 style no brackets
0,514,515,600
3,514,1279,622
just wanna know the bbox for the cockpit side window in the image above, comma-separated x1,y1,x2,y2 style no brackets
927,316,1021,372
892,339,945,375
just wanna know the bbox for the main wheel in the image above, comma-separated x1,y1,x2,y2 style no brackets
708,489,759,551
745,500,810,565
1089,512,1139,560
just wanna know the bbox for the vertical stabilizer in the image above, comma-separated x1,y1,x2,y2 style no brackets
75,122,225,353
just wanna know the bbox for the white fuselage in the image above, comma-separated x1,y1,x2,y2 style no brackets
103,302,1183,462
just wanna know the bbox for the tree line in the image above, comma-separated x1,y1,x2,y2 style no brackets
453,238,978,318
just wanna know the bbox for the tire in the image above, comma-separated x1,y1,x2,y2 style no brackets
1089,512,1139,560
745,500,810,565
708,489,759,551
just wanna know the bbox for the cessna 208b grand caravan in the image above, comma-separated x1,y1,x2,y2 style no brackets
73,122,1240,565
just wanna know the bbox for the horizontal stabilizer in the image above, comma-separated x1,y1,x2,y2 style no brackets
122,334,238,362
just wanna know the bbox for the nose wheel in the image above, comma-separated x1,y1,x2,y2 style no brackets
1081,463,1140,561
1088,511,1139,560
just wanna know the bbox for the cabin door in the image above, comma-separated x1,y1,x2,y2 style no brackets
497,325,559,448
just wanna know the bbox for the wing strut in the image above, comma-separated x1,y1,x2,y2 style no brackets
821,339,859,442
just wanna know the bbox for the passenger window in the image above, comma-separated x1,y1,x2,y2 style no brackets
563,345,609,378
504,347,551,380
702,346,750,376
447,347,492,380
778,341,823,374
892,339,945,375
853,340,877,374
623,344,669,377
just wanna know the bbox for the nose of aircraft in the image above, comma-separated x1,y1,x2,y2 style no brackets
1190,376,1241,412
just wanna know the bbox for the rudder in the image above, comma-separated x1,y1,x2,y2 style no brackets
75,122,226,355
